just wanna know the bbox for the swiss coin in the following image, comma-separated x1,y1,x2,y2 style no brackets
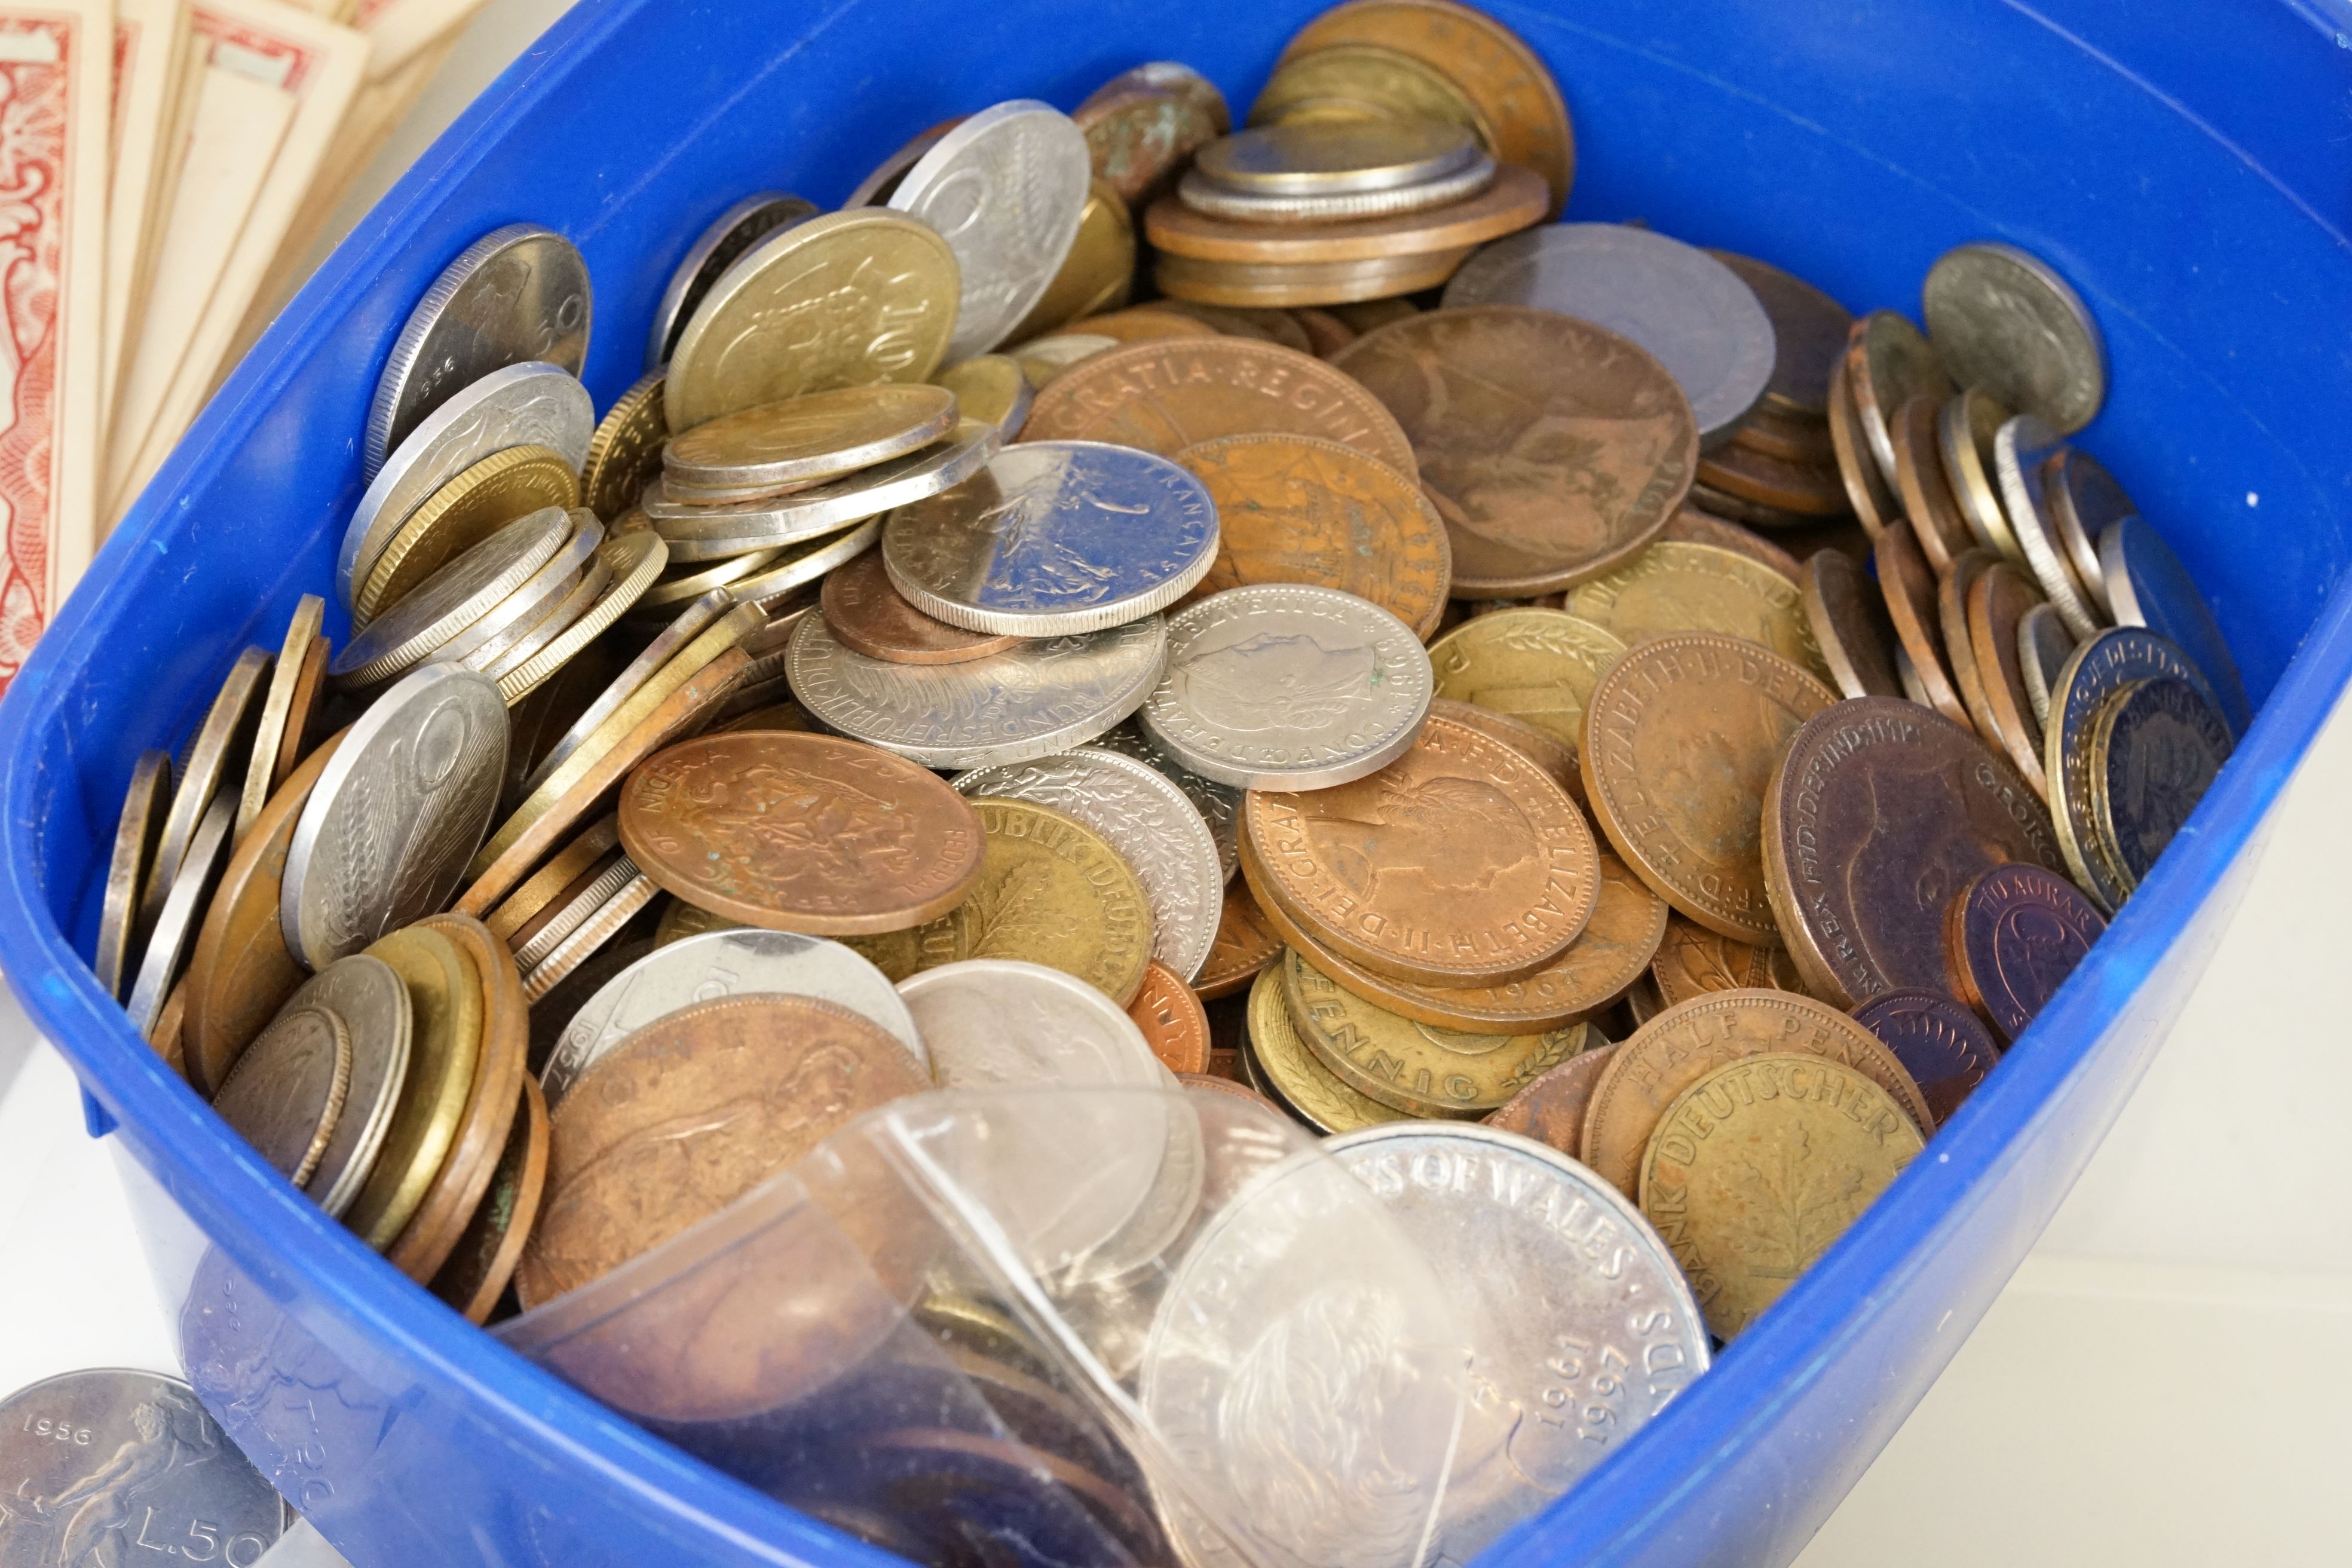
95,751,172,1000
1283,949,1584,1114
1092,719,1241,884
1486,1041,1621,1161
1428,608,1625,752
2099,514,2252,735
645,192,820,368
141,647,270,938
1992,413,2100,636
1800,547,1901,699
1922,240,2105,433
2090,673,2232,892
124,796,239,1042
212,1001,352,1186
1708,250,1849,418
287,953,416,1220
1943,861,2107,1044
1848,987,2003,1128
664,384,958,492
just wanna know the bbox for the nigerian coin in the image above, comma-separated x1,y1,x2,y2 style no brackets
285,953,417,1220
1922,240,2105,434
645,192,819,368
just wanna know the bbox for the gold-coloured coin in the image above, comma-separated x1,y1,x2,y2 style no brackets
1251,44,1493,148
237,595,325,841
931,354,1033,436
486,816,621,945
902,798,1152,1006
1245,963,1405,1134
1006,178,1135,343
1639,1052,1924,1339
630,535,788,612
1066,306,1222,343
1012,332,1119,388
580,371,667,521
1427,608,1626,752
356,445,583,623
1566,541,1829,682
497,531,670,705
348,925,483,1249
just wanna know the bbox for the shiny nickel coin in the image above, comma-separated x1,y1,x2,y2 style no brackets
123,795,237,1040
283,664,509,968
543,927,925,1104
645,192,820,368
1992,414,2101,638
285,954,416,1218
645,419,1000,561
331,507,573,688
1922,240,2105,434
1091,720,1240,884
1176,152,1493,222
365,223,592,476
788,611,1167,770
955,746,1224,980
2099,515,2252,736
1138,583,1432,789
1194,119,1481,194
882,440,1220,636
96,751,172,1000
436,513,606,669
662,384,958,492
142,647,270,937
2017,601,2078,728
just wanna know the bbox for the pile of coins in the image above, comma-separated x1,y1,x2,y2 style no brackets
79,0,2250,1558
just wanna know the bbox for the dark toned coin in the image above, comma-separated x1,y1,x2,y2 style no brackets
1875,517,1970,725
1967,559,2053,798
1707,250,1849,419
2091,673,2232,894
1073,60,1230,206
1484,1040,1618,1160
1848,987,2002,1126
429,1077,550,1325
1649,914,1803,1007
1191,881,1282,1002
1763,696,2068,1009
819,547,1023,665
1825,357,1897,536
1888,393,1976,573
1801,547,1901,699
1696,438,1847,517
1943,862,2107,1043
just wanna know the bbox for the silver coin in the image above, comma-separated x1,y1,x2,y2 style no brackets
1922,240,2106,434
519,872,659,1006
1324,1123,1710,1563
788,611,1166,769
0,1370,283,1568
1138,583,1432,790
1092,721,1239,884
331,507,572,688
2016,601,2078,730
437,514,605,668
724,517,883,609
283,665,508,968
882,440,1221,636
662,384,958,493
123,794,237,1039
1193,118,1480,195
2099,515,2252,736
955,747,1223,980
141,647,268,938
2039,446,2127,617
338,362,594,607
647,419,1000,561
96,750,172,1001
212,1002,351,1186
1443,223,1777,447
1992,414,2102,638
645,192,819,369
518,589,729,798
511,852,642,972
544,927,926,1105
365,223,592,476
1175,154,1493,222
285,954,415,1217
888,100,1092,359
847,122,954,207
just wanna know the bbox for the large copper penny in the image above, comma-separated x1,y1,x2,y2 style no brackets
1943,860,2106,1044
1824,357,1896,537
1242,712,1598,987
819,547,1022,666
1485,1041,1619,1160
430,1076,549,1325
1128,959,1212,1074
1649,914,1803,1008
1019,337,1417,476
1695,439,1846,517
1333,306,1695,596
1426,697,1582,805
1707,251,1849,419
1580,988,1930,1198
516,992,925,1307
618,732,983,935
1967,560,2053,797
1762,696,2066,1009
1192,880,1282,1002
1581,632,1837,945
1875,517,1970,725
1173,432,1450,635
1848,987,2002,1128
1939,547,2004,745
1845,311,1953,488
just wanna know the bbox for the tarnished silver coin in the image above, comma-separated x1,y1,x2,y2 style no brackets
436,513,606,669
1092,721,1240,884
2017,601,2078,729
1177,152,1493,222
1922,240,2105,434
889,100,1093,359
2099,515,2252,736
955,747,1223,979
123,795,236,1040
543,927,926,1103
96,751,172,1001
1138,583,1432,789
1443,222,1774,446
284,954,415,1218
645,192,820,369
283,664,507,968
511,852,642,972
142,647,270,936
212,1002,352,1187
331,507,572,689
883,440,1220,636
646,419,1000,560
0,1371,283,1568
1326,1123,1710,1564
520,871,659,1005
338,362,595,607
789,611,1166,769
1992,414,2102,638
365,223,592,476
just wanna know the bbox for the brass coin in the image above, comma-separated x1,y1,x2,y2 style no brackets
269,634,331,791
819,547,1024,666
1938,546,2002,745
1244,713,1599,987
1662,506,1802,583
486,815,621,945
497,531,672,705
1707,250,1849,419
1011,332,1118,388
1874,519,1971,725
356,446,583,624
1335,306,1694,596
1174,432,1450,634
348,926,484,1248
1486,1041,1619,1162
1937,387,2021,559
1967,561,2052,797
142,647,272,941
1428,697,1581,804
96,751,173,1001
664,209,961,432
1763,696,2067,1007
212,1003,353,1187
1696,439,1848,517
1193,880,1281,1002
429,1076,549,1325
1007,178,1135,342
1283,947,1585,1114
899,798,1153,1006
1427,608,1624,752
238,595,326,841
1649,914,1803,1007
1888,392,1974,572
1581,632,1837,944
1582,989,1930,1199
1245,964,1404,1134
620,732,984,936
1824,356,1896,536
1639,1052,1924,1339
1145,162,1544,264
1074,62,1230,206
1848,987,2002,1128
1943,861,2106,1044
581,371,667,521
664,384,959,492
519,592,731,797
1021,336,1417,477
1800,548,1901,699
932,354,1034,437
1844,310,1952,488
2088,673,2232,894
1152,246,1475,308
1128,959,1212,1075
1569,541,1827,680
1254,41,1490,140
1065,305,1223,343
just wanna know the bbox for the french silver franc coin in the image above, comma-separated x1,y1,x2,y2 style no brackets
788,611,1166,769
881,440,1220,636
365,223,592,476
543,927,926,1104
645,192,820,369
888,100,1093,359
1443,222,1775,448
0,1370,283,1568
1922,240,2106,435
955,748,1223,981
338,362,595,607
645,419,1000,561
283,664,508,967
284,955,415,1218
1138,583,1432,790
1325,1122,1710,1564
1091,721,1239,884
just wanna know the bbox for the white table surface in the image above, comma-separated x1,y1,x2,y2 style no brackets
5,4,2347,1561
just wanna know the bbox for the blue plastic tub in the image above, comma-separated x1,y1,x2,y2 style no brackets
5,1,2350,1563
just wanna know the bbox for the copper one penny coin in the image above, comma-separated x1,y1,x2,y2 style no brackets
1581,632,1837,945
1943,860,2106,1043
1801,547,1902,700
1019,336,1417,477
429,1076,550,1325
1242,712,1598,988
619,731,984,935
1486,1041,1619,1161
1649,914,1803,1008
819,547,1022,666
1762,696,2068,1009
1848,987,2002,1128
1875,517,1971,725
1127,959,1213,1075
1967,560,2053,798
1191,880,1283,1002
1889,393,1976,572
1426,698,1580,804
1939,547,2004,745
1333,306,1696,597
